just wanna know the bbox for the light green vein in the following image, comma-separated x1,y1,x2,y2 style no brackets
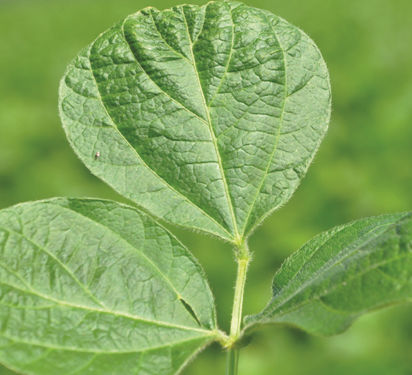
270,252,412,321
181,5,240,240
259,215,410,319
149,8,192,63
87,25,232,241
0,226,106,310
0,331,211,355
0,278,213,335
206,4,235,108
52,203,210,328
240,14,288,237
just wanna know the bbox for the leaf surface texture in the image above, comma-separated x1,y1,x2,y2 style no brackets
59,1,331,242
0,198,217,374
246,213,412,335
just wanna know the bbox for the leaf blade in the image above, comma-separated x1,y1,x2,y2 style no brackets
245,213,412,335
0,198,217,375
59,1,331,242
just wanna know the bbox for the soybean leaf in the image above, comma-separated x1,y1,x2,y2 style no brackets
245,213,412,336
59,1,331,243
0,198,219,375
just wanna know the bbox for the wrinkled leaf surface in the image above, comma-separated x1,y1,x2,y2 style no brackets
0,198,217,374
59,1,331,242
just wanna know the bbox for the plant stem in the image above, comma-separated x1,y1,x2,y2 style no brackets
226,347,239,375
229,257,249,340
226,242,251,375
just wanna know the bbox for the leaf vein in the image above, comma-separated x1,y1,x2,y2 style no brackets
240,14,289,236
206,5,235,108
261,215,410,319
84,42,232,240
273,251,412,320
0,278,212,334
0,226,106,310
0,332,211,355
148,9,192,63
181,6,239,239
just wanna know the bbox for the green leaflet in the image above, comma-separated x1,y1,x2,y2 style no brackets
0,198,218,375
245,213,412,336
59,1,331,243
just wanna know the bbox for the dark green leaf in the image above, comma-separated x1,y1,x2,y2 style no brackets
245,213,412,335
0,198,219,374
59,1,331,243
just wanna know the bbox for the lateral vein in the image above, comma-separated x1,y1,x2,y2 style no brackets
181,5,239,240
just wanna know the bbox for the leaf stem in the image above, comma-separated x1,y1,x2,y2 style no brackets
226,242,251,375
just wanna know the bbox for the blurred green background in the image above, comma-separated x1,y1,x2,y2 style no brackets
0,0,411,374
